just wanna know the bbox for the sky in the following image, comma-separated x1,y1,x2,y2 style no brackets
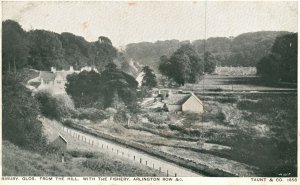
2,1,298,47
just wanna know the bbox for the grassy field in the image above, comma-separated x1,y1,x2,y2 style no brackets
181,74,297,92
2,117,165,177
82,91,297,177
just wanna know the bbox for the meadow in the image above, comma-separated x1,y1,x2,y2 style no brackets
82,90,297,176
182,74,297,92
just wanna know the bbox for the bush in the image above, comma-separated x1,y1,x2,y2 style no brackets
202,110,226,123
146,113,169,125
113,109,128,124
67,150,95,158
36,91,75,121
28,81,41,88
62,119,75,127
2,75,46,151
77,108,107,121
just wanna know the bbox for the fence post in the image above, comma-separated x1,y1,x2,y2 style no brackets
159,167,161,172
140,158,142,164
175,173,177,177
167,170,169,177
134,156,135,160
145,161,147,166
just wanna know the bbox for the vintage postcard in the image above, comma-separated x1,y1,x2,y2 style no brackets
1,0,298,185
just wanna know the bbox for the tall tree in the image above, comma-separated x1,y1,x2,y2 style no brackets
256,54,280,82
256,33,297,83
2,20,29,73
65,70,102,108
204,51,217,74
66,63,138,109
271,33,297,82
141,66,157,88
92,36,118,71
158,44,203,85
158,55,172,77
100,63,138,108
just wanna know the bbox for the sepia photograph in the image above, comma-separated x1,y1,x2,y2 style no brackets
1,0,298,180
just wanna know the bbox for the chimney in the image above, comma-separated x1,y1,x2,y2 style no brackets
51,67,56,73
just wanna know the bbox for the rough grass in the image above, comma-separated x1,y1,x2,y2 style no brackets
182,74,297,92
203,93,297,176
165,93,297,176
2,140,164,176
74,92,296,177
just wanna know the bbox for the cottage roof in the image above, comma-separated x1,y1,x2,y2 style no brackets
189,92,203,105
165,93,191,105
40,71,55,81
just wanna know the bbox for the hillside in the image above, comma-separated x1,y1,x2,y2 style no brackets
124,31,291,68
2,140,163,176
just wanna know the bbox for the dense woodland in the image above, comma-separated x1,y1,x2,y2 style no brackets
125,31,291,68
256,33,297,83
2,20,135,75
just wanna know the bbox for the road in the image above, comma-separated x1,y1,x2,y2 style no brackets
56,122,203,177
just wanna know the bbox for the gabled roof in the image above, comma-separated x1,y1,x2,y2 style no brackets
189,92,203,105
165,93,191,105
39,71,55,81
164,92,203,106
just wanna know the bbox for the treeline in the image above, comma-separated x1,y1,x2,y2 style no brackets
2,20,134,74
125,31,291,68
256,33,297,83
